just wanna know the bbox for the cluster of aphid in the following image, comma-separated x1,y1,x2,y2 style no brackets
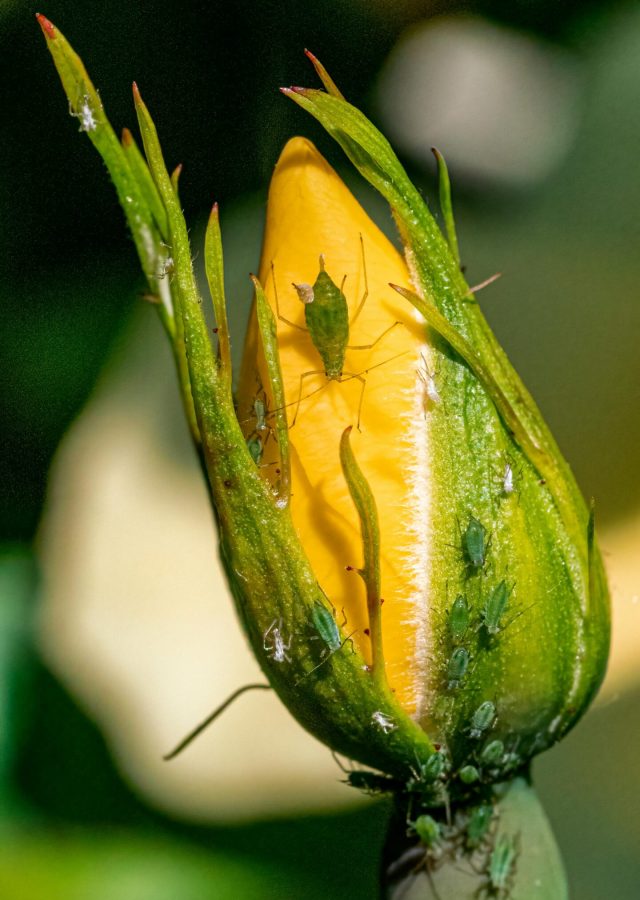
343,755,518,898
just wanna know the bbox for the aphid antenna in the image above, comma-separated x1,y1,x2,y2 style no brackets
464,272,502,298
163,682,271,760
295,628,358,685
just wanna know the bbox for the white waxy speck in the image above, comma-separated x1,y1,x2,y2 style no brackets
503,462,514,494
418,353,440,406
274,497,288,510
293,282,315,304
263,618,292,663
371,711,397,734
80,101,97,132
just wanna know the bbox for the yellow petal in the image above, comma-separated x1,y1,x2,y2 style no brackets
239,137,432,716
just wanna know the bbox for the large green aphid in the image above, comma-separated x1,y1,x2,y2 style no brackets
277,250,399,426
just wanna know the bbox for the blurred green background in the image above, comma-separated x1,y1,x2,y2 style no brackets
1,1,639,897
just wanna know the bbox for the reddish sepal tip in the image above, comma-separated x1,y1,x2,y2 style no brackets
132,81,141,102
36,13,56,39
121,127,133,147
304,48,317,62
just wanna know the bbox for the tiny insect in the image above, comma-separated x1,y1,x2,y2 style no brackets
447,646,470,690
346,769,399,795
371,710,397,734
466,804,494,849
263,617,292,663
413,814,442,852
459,764,480,785
417,353,441,408
480,739,505,767
274,242,401,428
69,94,98,132
483,833,518,897
502,462,515,495
460,515,490,572
406,750,448,793
479,580,513,636
297,601,355,682
246,434,263,465
448,593,470,643
468,701,497,739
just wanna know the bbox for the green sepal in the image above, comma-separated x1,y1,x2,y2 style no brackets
205,204,233,391
339,426,385,686
37,15,173,335
251,275,291,503
121,126,169,241
431,147,460,267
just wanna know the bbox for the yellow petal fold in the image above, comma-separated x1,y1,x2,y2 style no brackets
239,138,433,715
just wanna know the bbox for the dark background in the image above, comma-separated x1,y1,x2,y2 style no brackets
1,1,639,897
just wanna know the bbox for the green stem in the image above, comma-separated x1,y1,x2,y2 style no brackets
382,777,568,899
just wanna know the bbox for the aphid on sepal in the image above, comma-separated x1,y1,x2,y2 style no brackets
446,646,470,690
263,617,293,663
459,515,491,573
296,600,356,682
468,701,497,740
417,352,442,410
447,592,471,643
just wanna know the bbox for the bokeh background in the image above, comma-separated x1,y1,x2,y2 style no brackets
2,1,639,897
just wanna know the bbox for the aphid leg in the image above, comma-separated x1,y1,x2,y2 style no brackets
346,320,402,351
338,371,367,431
271,261,307,332
349,234,369,326
291,370,326,425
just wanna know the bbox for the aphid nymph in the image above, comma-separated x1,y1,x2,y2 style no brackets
447,646,470,690
468,700,496,739
263,617,292,663
461,515,489,571
480,580,513,636
448,593,470,643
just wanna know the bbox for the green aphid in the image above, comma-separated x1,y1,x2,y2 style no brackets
467,804,494,848
278,249,399,427
448,593,470,642
407,750,447,793
447,646,470,689
246,434,263,465
414,814,441,849
253,396,269,433
311,599,343,652
459,764,480,785
469,701,496,739
486,833,518,895
461,515,489,571
296,257,350,379
480,581,512,636
298,600,353,682
480,739,505,767
346,769,398,795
